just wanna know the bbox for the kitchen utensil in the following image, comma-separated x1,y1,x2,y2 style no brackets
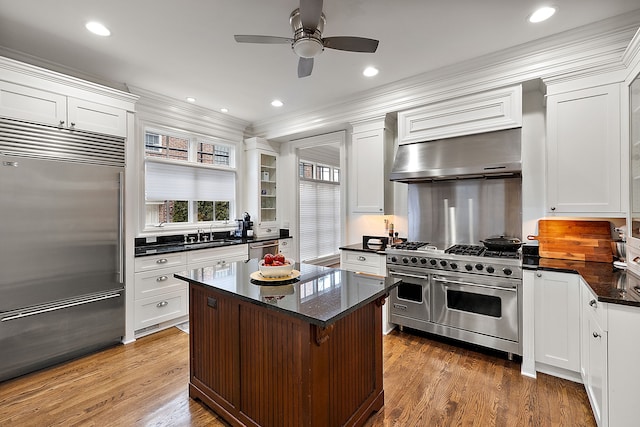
527,219,613,263
480,236,523,251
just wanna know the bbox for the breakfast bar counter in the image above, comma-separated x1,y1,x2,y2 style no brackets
175,259,400,427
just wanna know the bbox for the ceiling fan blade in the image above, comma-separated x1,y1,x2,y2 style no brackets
234,35,293,44
298,57,314,78
299,0,323,31
323,36,379,53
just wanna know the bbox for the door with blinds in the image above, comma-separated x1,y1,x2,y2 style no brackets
298,143,342,264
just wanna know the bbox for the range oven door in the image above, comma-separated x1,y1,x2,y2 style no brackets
388,268,430,325
431,272,519,342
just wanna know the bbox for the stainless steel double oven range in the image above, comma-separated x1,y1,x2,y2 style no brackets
387,242,523,358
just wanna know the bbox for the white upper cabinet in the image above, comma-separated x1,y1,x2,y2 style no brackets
350,116,395,214
546,83,622,215
0,80,128,137
397,85,522,145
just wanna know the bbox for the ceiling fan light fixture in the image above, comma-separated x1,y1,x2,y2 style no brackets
293,37,323,58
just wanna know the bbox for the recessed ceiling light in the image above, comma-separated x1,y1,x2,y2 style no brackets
528,6,556,23
271,99,284,107
220,108,228,113
363,66,379,77
186,97,196,103
85,21,111,37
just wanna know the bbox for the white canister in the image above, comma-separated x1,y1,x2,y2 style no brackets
262,171,270,181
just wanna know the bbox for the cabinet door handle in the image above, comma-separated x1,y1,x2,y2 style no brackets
156,276,168,282
156,300,169,308
536,272,542,278
59,120,65,126
357,256,366,261
593,331,601,338
589,299,597,307
156,258,168,264
550,206,556,211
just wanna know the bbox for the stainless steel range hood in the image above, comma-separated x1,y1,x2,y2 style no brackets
390,128,521,182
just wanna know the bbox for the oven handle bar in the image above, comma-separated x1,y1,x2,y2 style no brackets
389,271,429,280
432,277,517,291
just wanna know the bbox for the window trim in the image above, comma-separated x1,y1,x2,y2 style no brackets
140,124,239,233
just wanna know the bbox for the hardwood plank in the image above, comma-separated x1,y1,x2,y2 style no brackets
0,327,595,427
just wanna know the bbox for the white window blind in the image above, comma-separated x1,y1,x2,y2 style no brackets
299,179,340,263
145,161,235,201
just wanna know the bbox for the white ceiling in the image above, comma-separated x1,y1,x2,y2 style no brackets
1,0,639,125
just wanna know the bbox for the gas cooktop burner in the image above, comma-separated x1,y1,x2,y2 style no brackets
445,244,485,256
483,250,520,259
393,241,430,251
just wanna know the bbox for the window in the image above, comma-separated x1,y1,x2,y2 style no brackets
144,128,236,228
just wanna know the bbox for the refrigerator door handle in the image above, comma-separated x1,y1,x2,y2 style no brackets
117,171,124,284
1,292,122,322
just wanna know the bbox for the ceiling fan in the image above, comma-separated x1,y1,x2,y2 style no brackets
234,0,379,78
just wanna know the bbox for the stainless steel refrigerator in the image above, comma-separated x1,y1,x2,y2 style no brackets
0,118,125,382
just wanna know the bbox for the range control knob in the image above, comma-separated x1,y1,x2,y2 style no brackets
390,256,398,263
475,264,484,271
430,259,437,266
450,263,458,270
411,257,418,264
440,260,447,267
486,266,495,274
420,258,428,264
402,257,409,264
465,264,473,271
503,268,513,276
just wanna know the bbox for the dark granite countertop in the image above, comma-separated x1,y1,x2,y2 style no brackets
525,257,640,307
135,235,290,257
175,258,401,327
338,243,387,255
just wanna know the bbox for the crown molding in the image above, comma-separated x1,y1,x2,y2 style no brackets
0,53,138,109
251,10,640,141
130,85,250,142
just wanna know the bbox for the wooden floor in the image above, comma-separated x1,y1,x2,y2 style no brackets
0,327,595,427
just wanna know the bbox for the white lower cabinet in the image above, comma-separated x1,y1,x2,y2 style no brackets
607,302,640,427
530,270,640,427
534,271,581,379
340,250,387,276
339,249,393,334
580,280,608,427
133,245,248,336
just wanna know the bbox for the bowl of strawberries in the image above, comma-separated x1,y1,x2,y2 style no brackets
258,253,294,278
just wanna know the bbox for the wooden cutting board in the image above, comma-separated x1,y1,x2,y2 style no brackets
528,219,613,263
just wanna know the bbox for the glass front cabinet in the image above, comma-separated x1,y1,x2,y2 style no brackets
244,137,280,238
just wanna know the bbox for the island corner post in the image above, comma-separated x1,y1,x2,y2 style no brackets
187,282,386,427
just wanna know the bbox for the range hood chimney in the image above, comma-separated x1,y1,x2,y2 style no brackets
390,128,522,182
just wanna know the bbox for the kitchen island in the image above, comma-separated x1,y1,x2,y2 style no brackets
175,259,400,427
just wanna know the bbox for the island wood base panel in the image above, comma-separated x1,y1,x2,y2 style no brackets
189,283,385,427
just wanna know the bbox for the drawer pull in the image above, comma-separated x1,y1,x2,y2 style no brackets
156,258,168,264
357,256,366,261
156,300,169,308
589,299,597,307
156,275,168,282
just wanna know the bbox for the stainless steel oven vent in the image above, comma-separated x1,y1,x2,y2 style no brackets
390,128,521,182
